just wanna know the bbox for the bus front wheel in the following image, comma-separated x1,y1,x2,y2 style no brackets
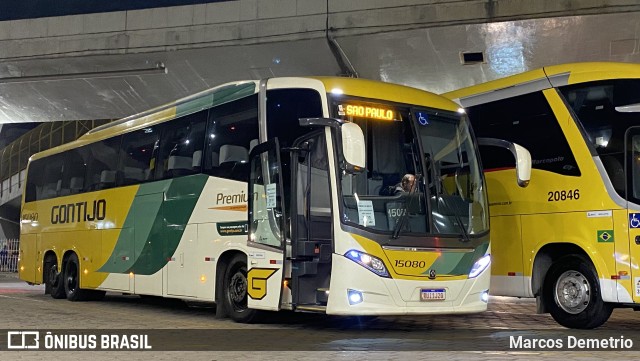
543,255,612,329
223,255,258,323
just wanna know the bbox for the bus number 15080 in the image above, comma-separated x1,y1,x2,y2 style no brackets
395,260,426,268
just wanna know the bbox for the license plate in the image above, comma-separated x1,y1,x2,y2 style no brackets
420,288,446,301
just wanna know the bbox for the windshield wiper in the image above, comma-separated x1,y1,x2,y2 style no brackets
438,193,471,243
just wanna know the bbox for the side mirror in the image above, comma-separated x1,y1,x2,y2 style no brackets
299,118,366,174
478,138,531,187
340,122,366,173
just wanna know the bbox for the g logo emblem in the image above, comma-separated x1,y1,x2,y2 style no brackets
247,268,278,300
428,269,437,279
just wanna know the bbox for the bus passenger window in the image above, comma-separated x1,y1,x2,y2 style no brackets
39,154,64,200
157,111,206,179
62,149,86,195
120,126,160,186
204,94,258,181
84,136,121,192
467,92,580,176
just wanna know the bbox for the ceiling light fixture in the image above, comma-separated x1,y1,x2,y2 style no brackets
0,62,167,84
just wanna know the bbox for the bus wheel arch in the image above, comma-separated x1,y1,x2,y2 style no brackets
217,251,259,323
534,244,612,329
43,251,65,299
532,243,590,301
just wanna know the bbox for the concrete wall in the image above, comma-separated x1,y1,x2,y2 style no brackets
0,0,638,61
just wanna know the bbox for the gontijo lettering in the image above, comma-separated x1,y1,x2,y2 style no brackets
51,199,106,224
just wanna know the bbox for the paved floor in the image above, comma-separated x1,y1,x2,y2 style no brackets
0,272,638,360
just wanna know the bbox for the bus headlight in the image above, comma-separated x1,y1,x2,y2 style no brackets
345,250,390,278
347,289,364,305
469,254,491,278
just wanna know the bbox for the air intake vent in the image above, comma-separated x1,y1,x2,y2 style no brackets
461,52,485,65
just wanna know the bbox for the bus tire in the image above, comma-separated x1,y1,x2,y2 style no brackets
543,255,612,329
44,256,66,299
223,254,258,323
64,253,91,302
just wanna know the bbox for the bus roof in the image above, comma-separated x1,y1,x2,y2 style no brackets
312,76,459,112
443,62,640,102
30,76,459,161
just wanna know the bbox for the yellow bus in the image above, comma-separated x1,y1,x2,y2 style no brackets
444,62,640,328
18,77,513,322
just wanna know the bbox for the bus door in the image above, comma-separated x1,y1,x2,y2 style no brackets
626,126,640,302
289,130,333,309
246,139,286,311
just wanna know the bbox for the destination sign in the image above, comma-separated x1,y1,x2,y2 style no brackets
338,103,397,121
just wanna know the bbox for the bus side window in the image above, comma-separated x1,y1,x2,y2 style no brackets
204,94,258,181
62,149,86,195
25,159,44,202
156,110,207,180
85,136,121,191
119,126,160,186
40,153,64,200
467,91,580,177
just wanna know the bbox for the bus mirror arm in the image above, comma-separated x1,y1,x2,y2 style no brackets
477,138,532,188
299,117,343,129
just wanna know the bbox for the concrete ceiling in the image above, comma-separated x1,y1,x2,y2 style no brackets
0,11,638,123
0,39,340,122
337,12,640,93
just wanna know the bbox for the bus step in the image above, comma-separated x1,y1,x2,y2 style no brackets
295,304,327,313
316,288,329,303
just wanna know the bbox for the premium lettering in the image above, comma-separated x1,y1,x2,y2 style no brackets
216,191,255,205
51,199,106,224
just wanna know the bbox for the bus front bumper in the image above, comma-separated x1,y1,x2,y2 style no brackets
326,254,490,315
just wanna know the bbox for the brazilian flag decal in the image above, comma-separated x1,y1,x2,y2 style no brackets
98,174,208,275
597,230,614,243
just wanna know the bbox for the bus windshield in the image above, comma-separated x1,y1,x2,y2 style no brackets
335,98,488,241
560,79,640,199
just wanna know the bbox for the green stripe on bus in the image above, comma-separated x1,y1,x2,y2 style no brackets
128,174,208,275
97,174,208,275
424,241,489,276
175,82,256,118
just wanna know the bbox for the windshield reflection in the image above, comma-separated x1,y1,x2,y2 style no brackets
337,99,488,240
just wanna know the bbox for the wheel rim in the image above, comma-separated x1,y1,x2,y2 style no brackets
554,270,590,314
227,267,248,312
66,262,78,294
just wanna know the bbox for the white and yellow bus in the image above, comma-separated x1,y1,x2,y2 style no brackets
445,62,640,328
19,77,511,322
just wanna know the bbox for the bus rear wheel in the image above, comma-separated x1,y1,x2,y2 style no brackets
223,255,258,323
543,255,612,329
44,256,66,299
64,253,97,302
